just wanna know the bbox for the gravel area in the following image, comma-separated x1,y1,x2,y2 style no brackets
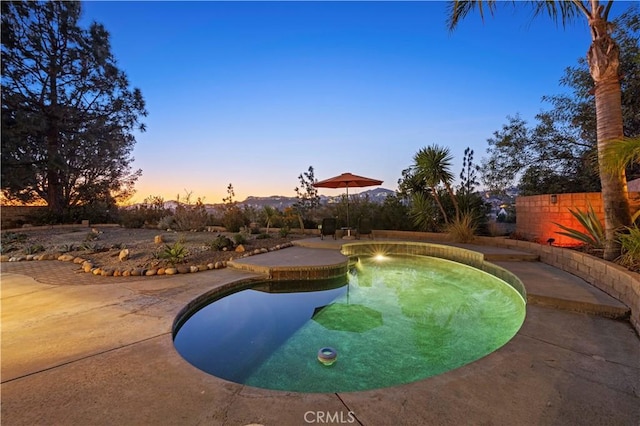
1,225,305,274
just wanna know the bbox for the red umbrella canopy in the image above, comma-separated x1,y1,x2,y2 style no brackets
313,172,383,189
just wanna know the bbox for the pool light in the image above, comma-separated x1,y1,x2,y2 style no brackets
317,347,338,366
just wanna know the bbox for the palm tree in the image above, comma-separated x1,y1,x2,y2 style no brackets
413,145,461,223
262,205,278,234
447,0,632,260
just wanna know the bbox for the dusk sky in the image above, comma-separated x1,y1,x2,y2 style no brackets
79,1,633,204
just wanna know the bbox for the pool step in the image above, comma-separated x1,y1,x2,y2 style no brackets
494,261,630,320
228,246,348,281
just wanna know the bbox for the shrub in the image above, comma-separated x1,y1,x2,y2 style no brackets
279,226,290,237
233,232,248,246
173,195,208,231
118,207,148,228
256,232,271,239
157,215,175,230
447,213,477,243
118,195,169,228
209,235,234,251
617,226,640,271
222,207,246,233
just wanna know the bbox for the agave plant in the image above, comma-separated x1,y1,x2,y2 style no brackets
554,204,605,249
160,242,188,265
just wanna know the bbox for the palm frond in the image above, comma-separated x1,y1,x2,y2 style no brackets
601,137,640,174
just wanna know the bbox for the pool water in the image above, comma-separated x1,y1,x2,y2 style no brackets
173,255,526,393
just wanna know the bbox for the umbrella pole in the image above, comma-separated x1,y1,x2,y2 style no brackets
346,185,349,229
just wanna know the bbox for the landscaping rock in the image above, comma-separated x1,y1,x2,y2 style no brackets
235,245,245,253
165,268,177,275
118,249,130,262
58,254,75,262
154,235,163,244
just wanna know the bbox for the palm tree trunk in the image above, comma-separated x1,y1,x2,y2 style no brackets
588,14,632,260
431,186,449,224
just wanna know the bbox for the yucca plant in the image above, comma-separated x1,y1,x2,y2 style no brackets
554,204,605,249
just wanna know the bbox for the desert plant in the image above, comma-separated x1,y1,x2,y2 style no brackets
81,242,105,253
85,231,100,242
209,235,234,251
160,242,188,265
173,192,209,231
222,207,246,233
279,226,290,238
157,215,175,230
0,244,18,254
233,232,248,246
1,232,28,244
446,212,477,243
23,244,45,255
57,243,76,253
616,225,640,271
256,232,271,239
554,204,605,249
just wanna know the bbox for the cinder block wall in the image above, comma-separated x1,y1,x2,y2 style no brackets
516,192,640,246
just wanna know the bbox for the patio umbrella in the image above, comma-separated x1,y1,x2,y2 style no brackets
313,172,383,228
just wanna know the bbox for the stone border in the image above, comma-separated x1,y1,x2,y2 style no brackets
1,242,295,277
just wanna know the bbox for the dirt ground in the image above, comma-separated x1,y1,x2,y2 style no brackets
1,225,305,273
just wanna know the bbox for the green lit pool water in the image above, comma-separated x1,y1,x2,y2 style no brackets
173,255,526,393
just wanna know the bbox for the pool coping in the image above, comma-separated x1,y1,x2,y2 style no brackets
1,240,639,425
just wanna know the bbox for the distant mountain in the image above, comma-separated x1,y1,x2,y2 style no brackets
137,188,397,212
241,188,396,209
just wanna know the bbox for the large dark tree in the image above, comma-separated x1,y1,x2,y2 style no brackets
1,1,146,217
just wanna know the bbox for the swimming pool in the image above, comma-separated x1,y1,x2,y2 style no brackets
173,253,526,393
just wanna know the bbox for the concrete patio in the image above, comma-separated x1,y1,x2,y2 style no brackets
1,238,638,425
